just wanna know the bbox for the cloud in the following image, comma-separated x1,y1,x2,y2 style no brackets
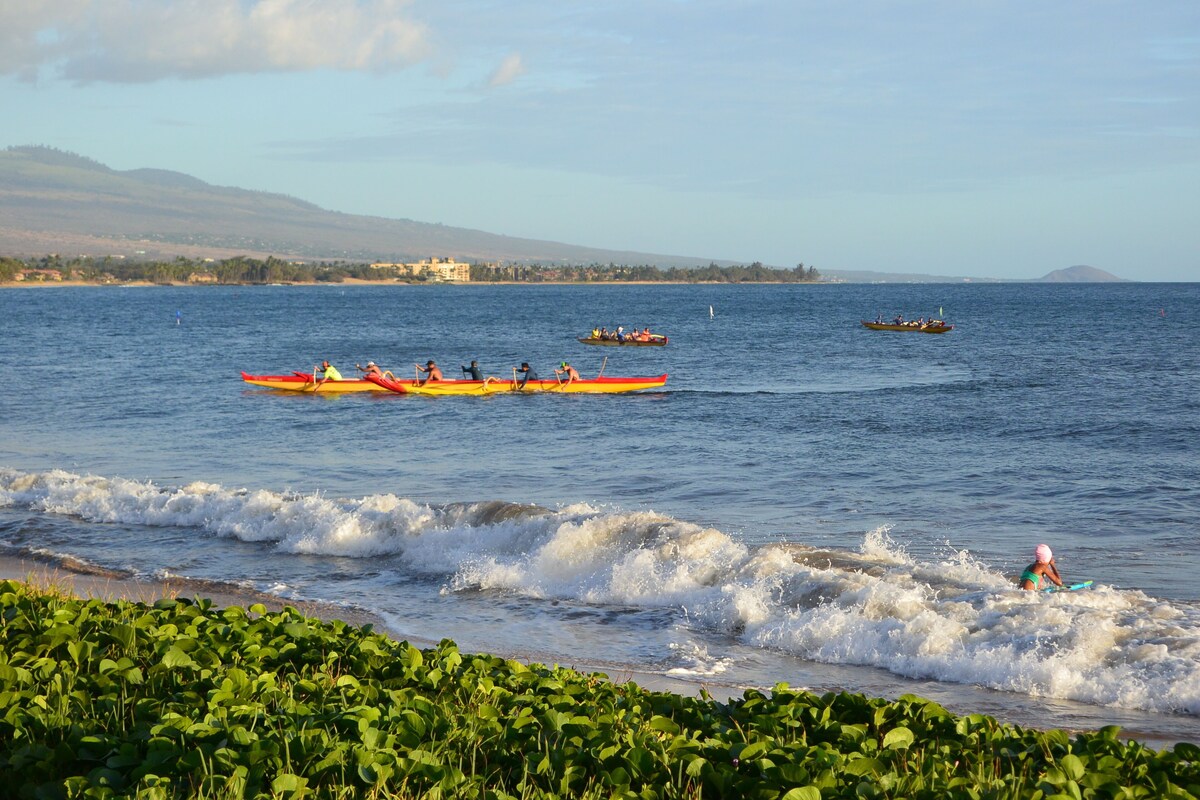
0,0,431,83
487,52,525,88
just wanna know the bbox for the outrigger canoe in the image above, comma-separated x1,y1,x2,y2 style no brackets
240,371,389,393
861,321,954,334
366,373,668,395
578,335,667,346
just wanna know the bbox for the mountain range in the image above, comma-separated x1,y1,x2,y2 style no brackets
1,146,1125,282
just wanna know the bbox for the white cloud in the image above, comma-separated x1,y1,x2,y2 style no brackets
487,52,524,88
0,0,430,83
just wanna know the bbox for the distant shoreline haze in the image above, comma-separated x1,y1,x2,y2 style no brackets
2,146,1126,283
0,256,1127,286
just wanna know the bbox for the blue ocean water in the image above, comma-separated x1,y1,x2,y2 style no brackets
2,282,1198,744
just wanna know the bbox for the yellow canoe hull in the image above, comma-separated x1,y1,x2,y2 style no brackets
240,372,388,393
367,374,668,395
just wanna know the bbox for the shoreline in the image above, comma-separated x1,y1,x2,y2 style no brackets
0,278,829,288
0,556,1191,750
0,553,747,703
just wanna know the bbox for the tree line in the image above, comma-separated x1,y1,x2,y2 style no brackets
1,254,821,284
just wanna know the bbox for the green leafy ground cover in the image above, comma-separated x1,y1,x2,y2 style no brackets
1,580,1197,799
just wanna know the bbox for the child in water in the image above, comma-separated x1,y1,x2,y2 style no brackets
1020,544,1064,590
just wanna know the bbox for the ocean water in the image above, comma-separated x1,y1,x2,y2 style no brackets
1,282,1198,746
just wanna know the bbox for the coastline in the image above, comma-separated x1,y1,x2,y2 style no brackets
0,553,745,703
0,278,827,288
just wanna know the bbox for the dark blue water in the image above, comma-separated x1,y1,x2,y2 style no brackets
2,282,1198,744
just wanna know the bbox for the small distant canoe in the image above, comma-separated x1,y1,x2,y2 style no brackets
240,371,388,393
366,373,668,395
578,335,668,346
861,321,954,334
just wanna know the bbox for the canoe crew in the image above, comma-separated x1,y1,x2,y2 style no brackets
1020,544,1064,590
415,359,443,385
356,361,383,378
461,360,483,380
591,327,601,339
317,360,342,382
554,361,580,382
515,362,538,390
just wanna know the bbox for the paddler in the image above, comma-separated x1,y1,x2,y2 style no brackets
315,360,342,387
1020,544,1064,590
415,359,443,385
554,361,580,382
356,361,383,378
461,360,483,380
514,362,538,389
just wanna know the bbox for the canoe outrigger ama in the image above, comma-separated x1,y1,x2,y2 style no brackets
365,373,668,395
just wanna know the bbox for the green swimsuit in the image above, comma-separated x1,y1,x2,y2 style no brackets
1020,567,1041,588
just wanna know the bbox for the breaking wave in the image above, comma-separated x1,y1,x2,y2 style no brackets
2,467,1198,716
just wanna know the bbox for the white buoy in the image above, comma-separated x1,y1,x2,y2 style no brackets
709,305,714,319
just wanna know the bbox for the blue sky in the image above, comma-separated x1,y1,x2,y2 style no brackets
2,1,1197,280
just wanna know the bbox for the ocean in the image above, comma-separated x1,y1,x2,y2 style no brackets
1,281,1197,746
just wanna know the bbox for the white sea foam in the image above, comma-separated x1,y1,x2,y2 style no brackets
2,467,1198,715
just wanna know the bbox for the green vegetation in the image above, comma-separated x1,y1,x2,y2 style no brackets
1,581,1196,799
0,255,820,286
470,262,821,283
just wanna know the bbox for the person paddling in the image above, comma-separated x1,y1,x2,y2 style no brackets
554,361,580,382
415,360,443,385
315,360,342,388
356,361,383,378
514,362,538,390
461,360,483,381
1020,544,1064,590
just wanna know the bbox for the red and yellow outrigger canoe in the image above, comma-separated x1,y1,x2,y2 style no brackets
365,373,668,395
240,371,389,393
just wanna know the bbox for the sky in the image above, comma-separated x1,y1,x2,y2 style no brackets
2,1,1198,281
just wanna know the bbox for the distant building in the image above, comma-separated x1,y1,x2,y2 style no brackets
15,269,63,282
370,257,471,282
188,272,218,284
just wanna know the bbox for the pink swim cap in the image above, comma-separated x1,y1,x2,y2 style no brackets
1035,544,1053,563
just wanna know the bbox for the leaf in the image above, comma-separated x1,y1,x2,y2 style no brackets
648,715,680,735
272,773,307,793
883,727,915,750
843,756,884,777
161,647,197,669
781,789,822,800
1059,753,1086,782
738,741,769,761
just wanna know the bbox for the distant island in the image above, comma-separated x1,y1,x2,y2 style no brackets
1036,265,1125,283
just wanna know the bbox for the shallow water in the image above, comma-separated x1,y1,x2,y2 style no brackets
2,282,1198,745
